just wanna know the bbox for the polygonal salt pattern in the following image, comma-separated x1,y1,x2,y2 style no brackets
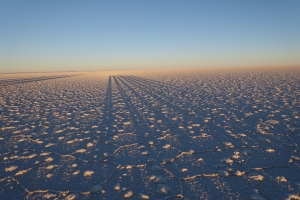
1,68,300,199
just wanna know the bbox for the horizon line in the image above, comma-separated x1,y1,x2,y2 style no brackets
1,64,300,74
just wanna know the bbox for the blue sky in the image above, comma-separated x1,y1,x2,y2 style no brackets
1,0,300,72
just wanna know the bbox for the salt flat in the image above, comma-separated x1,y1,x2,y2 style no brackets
1,67,300,200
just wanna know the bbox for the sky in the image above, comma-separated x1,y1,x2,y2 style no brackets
0,0,300,73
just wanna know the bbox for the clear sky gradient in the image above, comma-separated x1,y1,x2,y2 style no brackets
1,0,300,72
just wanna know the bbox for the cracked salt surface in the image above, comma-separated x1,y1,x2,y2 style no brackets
1,68,300,199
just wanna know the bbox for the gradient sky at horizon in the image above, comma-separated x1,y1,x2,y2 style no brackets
1,0,300,72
